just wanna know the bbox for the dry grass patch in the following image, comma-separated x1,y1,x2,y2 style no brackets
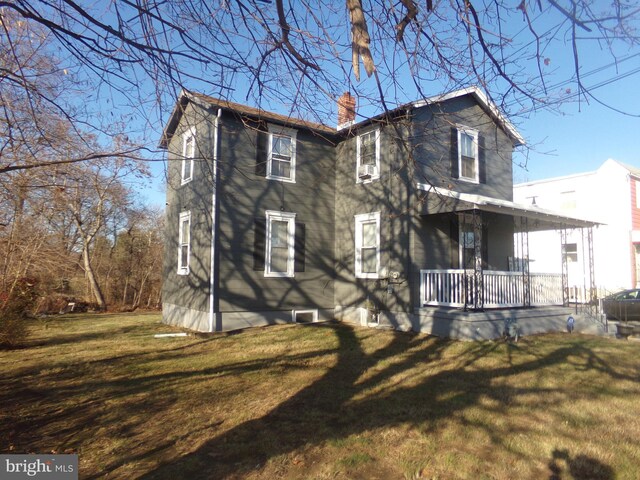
1,313,640,479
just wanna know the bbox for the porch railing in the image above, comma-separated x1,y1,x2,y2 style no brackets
420,269,563,308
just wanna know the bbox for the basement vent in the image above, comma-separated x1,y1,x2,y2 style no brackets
293,309,318,324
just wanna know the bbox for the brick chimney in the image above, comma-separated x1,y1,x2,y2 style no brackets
337,92,356,126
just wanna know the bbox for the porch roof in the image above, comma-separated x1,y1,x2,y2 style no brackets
416,184,601,231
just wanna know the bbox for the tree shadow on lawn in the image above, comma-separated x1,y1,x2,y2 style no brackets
0,330,345,461
1,323,631,479
134,325,630,480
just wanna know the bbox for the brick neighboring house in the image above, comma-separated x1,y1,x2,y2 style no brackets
514,159,640,296
160,87,596,339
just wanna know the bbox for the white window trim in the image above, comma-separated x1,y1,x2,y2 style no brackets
266,124,297,183
177,211,191,275
354,212,381,279
356,127,381,184
181,126,196,185
457,126,479,184
265,210,296,278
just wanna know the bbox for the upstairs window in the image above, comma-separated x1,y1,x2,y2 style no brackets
265,210,296,277
356,128,380,183
458,127,478,183
267,125,297,183
177,211,191,275
181,127,196,184
355,212,380,278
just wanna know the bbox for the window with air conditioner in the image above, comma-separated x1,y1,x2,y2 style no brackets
356,128,380,183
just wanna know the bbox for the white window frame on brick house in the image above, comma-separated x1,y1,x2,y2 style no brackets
177,211,191,275
181,126,196,185
265,210,296,277
267,124,297,183
356,128,380,183
354,212,381,279
457,126,479,183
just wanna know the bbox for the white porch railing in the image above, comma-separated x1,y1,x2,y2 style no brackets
420,269,563,308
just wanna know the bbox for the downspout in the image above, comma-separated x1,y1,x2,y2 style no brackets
209,108,222,332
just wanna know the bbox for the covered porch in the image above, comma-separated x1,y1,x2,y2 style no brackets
416,185,599,311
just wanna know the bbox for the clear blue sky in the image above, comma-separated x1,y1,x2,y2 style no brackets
513,56,640,184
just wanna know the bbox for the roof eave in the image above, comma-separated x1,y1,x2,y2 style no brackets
158,90,191,149
417,183,601,230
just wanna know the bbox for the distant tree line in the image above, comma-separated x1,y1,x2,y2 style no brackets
0,10,162,346
0,155,164,315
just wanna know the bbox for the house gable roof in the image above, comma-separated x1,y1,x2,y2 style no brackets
338,86,525,147
615,160,640,179
412,86,525,146
159,90,338,149
160,86,525,148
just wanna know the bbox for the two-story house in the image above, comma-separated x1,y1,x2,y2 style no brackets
515,159,640,297
160,87,596,339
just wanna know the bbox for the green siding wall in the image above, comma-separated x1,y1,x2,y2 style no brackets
215,113,336,313
162,102,216,316
410,95,514,201
334,119,414,315
162,92,519,330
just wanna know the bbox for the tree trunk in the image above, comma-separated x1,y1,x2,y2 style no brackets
82,242,106,310
122,277,129,305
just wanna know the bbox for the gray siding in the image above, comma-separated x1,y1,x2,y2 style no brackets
163,91,519,331
410,95,514,201
215,113,336,314
335,96,518,316
162,102,216,322
334,120,414,316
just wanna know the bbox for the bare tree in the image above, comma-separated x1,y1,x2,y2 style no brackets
108,207,164,310
1,0,637,139
0,8,145,176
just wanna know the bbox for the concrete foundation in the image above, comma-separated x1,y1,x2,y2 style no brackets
162,303,333,333
340,305,598,340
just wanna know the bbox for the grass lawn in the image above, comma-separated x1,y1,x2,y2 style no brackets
1,313,640,479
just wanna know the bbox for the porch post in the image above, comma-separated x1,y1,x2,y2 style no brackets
473,209,483,309
521,217,531,307
586,227,596,304
560,228,569,306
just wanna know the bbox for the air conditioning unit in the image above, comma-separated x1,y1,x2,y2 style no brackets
358,164,376,179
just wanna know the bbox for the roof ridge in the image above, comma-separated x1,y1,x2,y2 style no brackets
185,91,336,134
